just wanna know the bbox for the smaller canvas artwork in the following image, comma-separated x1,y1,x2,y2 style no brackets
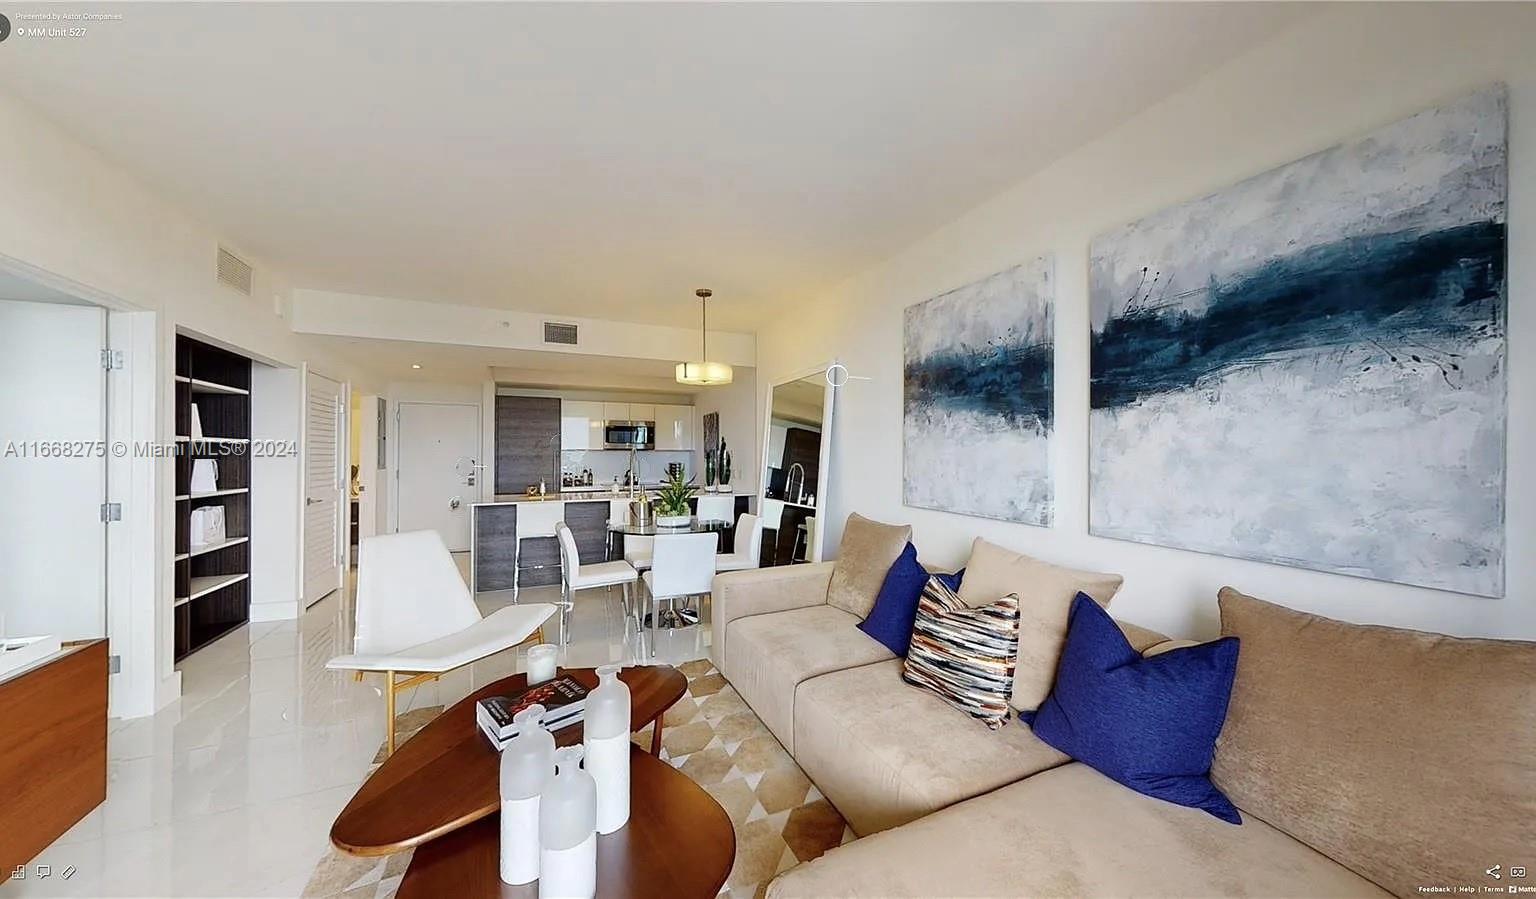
903,258,1054,525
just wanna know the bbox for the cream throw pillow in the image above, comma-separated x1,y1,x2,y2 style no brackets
825,513,912,618
956,538,1123,711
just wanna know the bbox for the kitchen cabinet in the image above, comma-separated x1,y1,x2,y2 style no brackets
628,403,656,423
495,396,560,494
602,402,632,423
654,404,694,451
560,400,604,451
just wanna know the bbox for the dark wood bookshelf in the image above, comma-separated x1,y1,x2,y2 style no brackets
173,336,253,661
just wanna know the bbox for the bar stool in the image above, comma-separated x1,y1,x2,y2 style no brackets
793,515,817,563
760,498,786,565
695,494,734,524
513,501,564,601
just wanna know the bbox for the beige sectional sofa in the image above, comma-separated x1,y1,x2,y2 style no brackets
712,546,1534,898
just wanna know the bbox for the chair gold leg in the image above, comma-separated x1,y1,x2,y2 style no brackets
385,670,397,757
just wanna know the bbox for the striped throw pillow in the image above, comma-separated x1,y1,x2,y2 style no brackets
902,574,1021,730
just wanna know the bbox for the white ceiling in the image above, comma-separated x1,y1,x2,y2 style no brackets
0,269,98,306
310,334,694,388
3,3,1308,331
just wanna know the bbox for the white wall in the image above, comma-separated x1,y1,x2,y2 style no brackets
0,88,371,714
757,4,1536,641
693,367,760,494
250,364,303,623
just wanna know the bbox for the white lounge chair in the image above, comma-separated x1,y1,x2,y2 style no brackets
326,530,555,755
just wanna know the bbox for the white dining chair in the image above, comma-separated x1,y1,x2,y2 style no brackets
714,512,762,572
640,532,717,657
623,534,655,572
555,522,638,644
793,515,818,563
326,530,555,755
695,495,735,524
760,498,786,565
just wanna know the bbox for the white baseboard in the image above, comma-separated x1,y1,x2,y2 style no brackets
250,601,300,622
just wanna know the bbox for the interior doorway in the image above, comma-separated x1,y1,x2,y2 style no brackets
396,401,480,551
302,369,347,607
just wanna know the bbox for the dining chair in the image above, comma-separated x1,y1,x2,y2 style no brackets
793,515,818,563
326,530,555,755
695,495,735,524
640,532,717,657
555,522,638,644
714,512,762,572
623,534,655,572
760,498,786,565
605,500,628,560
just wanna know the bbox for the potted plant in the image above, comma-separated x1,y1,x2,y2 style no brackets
654,468,697,527
718,439,733,493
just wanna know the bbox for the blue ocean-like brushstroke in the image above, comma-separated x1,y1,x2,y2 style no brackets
1091,221,1505,410
905,338,1052,429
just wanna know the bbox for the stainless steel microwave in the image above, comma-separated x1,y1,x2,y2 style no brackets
604,420,654,450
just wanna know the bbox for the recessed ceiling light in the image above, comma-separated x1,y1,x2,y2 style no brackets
411,363,422,369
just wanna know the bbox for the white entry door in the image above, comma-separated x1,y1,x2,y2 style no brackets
397,402,479,551
303,370,346,607
0,300,107,641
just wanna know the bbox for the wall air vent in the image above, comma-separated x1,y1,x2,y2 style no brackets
216,246,253,296
543,322,579,346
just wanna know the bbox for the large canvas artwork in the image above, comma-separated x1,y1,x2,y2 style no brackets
904,258,1054,525
1089,87,1507,597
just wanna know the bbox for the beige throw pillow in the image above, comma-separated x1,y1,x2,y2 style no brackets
1212,587,1536,898
825,513,912,618
956,538,1123,711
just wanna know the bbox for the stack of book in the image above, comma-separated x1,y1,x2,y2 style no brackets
476,674,590,751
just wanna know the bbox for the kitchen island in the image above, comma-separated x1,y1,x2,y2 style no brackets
470,491,751,594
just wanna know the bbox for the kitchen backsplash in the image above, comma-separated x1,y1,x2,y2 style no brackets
561,450,694,486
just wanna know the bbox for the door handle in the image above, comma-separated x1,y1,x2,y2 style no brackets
449,497,462,510
306,497,321,506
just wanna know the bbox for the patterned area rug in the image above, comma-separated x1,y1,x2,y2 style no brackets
303,660,853,899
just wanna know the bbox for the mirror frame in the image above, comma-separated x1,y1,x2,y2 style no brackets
759,361,838,564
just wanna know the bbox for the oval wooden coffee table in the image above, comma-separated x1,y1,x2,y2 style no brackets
331,665,689,857
397,745,735,898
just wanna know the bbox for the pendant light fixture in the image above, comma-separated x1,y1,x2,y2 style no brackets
675,288,734,386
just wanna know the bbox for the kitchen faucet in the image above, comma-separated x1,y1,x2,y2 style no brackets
786,463,806,504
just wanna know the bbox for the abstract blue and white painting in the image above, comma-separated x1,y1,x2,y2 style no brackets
905,258,1053,525
1089,87,1507,597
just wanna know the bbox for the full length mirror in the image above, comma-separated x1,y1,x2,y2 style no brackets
758,367,836,566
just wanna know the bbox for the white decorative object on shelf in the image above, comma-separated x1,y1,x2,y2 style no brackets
584,664,631,834
190,403,204,439
539,745,597,898
189,505,227,549
500,704,555,886
190,458,219,493
0,634,63,677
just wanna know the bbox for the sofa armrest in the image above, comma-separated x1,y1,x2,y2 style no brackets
711,562,836,670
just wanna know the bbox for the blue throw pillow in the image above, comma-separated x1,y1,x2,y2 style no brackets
856,543,963,656
1025,593,1242,824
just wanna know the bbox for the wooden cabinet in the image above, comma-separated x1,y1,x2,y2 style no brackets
654,404,694,451
495,396,560,495
560,400,604,451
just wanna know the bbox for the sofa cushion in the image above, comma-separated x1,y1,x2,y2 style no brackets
902,575,1020,730
1028,593,1241,823
793,658,1068,835
767,762,1390,899
855,542,928,656
825,513,912,618
723,604,894,753
956,538,1123,712
1213,587,1536,898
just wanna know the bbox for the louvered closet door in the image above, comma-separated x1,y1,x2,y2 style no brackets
303,370,345,607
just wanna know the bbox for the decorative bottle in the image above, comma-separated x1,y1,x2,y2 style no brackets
583,664,631,833
538,745,597,899
500,705,555,885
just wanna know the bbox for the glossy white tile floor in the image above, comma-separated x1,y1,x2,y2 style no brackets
2,555,710,898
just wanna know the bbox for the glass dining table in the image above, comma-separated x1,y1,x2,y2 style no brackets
610,517,730,537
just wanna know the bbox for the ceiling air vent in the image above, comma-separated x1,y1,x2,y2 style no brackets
543,321,579,346
216,246,253,296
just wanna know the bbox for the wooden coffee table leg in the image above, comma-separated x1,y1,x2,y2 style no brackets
650,717,664,756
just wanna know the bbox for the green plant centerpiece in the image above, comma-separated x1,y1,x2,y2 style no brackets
654,467,697,526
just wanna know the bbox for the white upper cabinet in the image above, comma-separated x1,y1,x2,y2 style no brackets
561,400,605,451
628,403,656,422
654,404,694,451
602,402,632,423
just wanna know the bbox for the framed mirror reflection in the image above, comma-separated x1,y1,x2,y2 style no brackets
758,364,836,566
